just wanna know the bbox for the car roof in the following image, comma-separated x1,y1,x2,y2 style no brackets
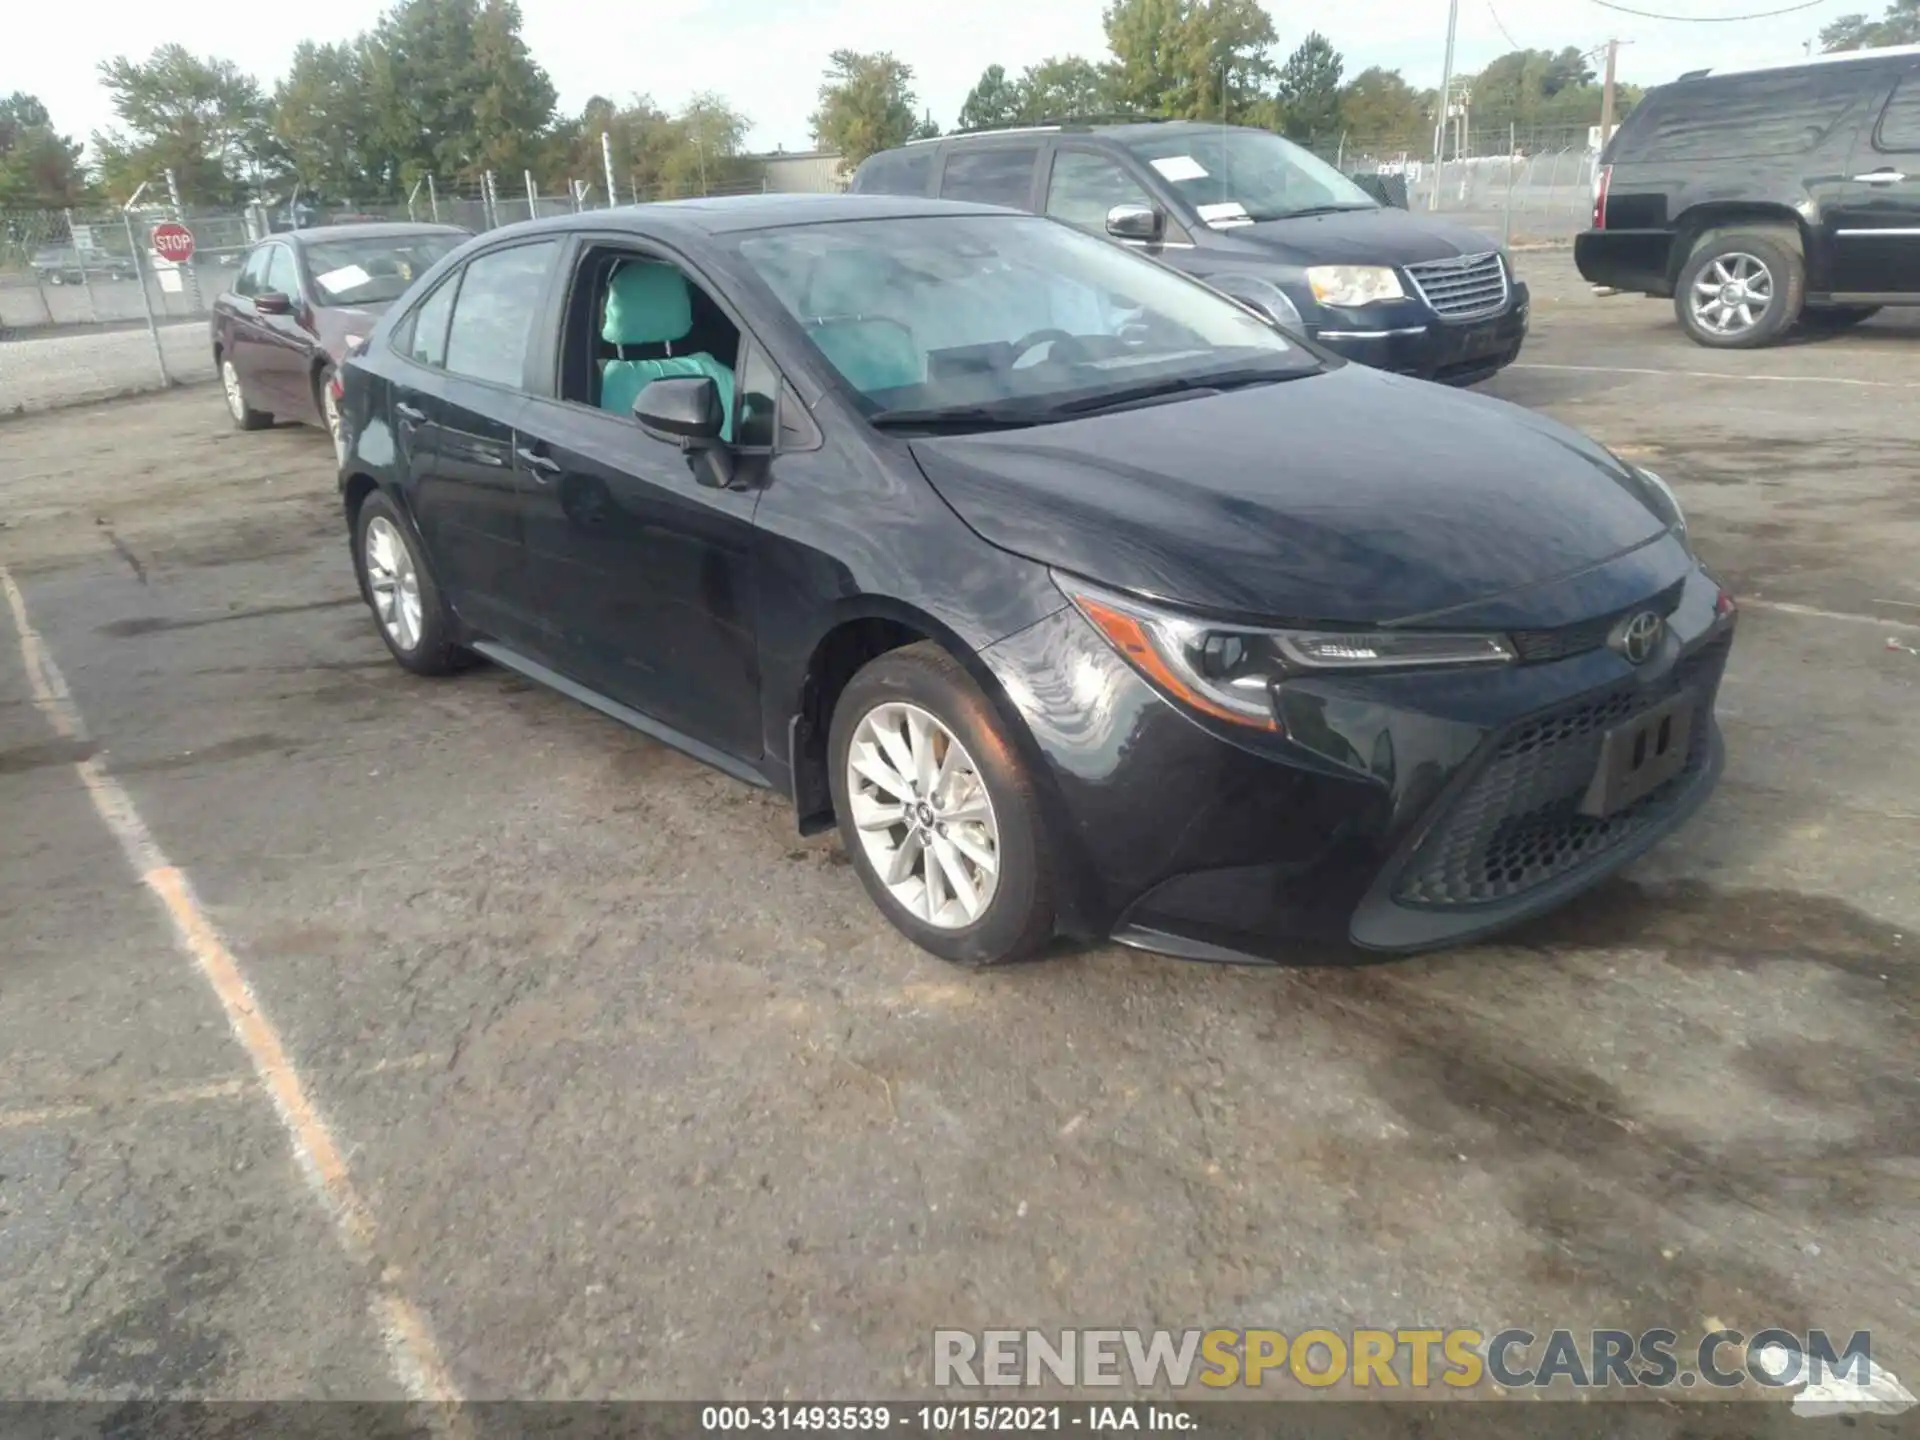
282,222,469,246
462,193,1026,239
1673,41,1920,82
926,118,1243,149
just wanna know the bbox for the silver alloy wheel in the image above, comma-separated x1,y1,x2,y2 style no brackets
846,701,1000,930
222,359,247,422
363,515,424,652
1690,252,1774,336
322,381,346,464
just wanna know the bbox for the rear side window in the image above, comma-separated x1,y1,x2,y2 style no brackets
442,240,560,388
1878,69,1920,150
854,147,933,196
1618,66,1875,161
939,147,1040,209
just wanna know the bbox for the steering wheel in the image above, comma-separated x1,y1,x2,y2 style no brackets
1007,328,1081,368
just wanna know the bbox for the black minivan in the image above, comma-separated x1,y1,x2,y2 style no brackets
1578,45,1920,348
850,120,1531,385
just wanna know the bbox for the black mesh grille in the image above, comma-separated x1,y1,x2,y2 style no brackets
1395,633,1731,907
1509,579,1687,665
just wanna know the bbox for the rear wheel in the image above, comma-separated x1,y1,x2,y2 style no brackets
1674,231,1804,349
351,492,464,675
828,643,1056,967
220,355,272,430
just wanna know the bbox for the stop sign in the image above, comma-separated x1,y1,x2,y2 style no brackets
150,221,195,264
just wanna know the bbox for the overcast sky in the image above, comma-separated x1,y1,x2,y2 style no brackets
21,0,1833,156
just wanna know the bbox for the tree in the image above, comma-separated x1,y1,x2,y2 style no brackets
1183,0,1278,125
0,93,91,207
91,46,273,203
361,0,557,185
553,92,759,201
1014,56,1112,122
1821,0,1920,47
958,64,1022,131
1275,32,1344,143
1338,67,1429,143
1103,0,1196,115
273,41,389,198
810,50,922,167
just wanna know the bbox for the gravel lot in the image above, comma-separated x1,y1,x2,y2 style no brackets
0,321,212,417
1,253,1915,1419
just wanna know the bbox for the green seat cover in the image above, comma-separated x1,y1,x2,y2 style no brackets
600,261,734,440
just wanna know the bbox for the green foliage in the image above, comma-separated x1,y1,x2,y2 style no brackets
1452,48,1628,134
363,0,557,185
1275,32,1344,143
810,50,923,166
1014,57,1113,122
1821,0,1920,48
554,92,759,201
273,41,391,199
958,65,1022,132
1337,67,1431,142
1184,0,1278,125
92,46,273,204
0,93,92,207
1103,0,1196,115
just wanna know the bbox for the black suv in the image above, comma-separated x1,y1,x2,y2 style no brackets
850,120,1530,386
1578,46,1920,348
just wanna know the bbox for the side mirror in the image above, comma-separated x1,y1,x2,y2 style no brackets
1106,203,1166,244
255,291,293,315
634,375,723,448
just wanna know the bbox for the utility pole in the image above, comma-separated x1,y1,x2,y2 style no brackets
1430,0,1460,211
601,130,617,210
1599,38,1620,149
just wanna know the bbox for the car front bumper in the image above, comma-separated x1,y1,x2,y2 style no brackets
982,552,1733,961
1309,280,1530,385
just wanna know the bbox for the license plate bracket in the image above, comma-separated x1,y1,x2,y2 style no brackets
1580,691,1695,818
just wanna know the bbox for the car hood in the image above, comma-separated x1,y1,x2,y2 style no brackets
1216,205,1506,267
907,364,1672,627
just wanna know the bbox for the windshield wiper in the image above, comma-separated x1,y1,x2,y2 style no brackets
1043,366,1304,419
868,404,1041,433
1263,203,1377,220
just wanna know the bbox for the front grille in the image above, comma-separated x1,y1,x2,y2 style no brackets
1394,633,1731,907
1509,579,1687,665
1404,252,1510,321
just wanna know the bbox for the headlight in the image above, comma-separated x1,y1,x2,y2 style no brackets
1306,265,1406,307
1059,578,1516,731
1634,465,1687,542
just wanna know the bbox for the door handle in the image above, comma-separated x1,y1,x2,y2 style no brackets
394,401,426,423
1853,170,1906,184
515,445,561,480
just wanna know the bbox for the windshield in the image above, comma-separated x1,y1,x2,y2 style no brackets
304,234,461,306
1122,128,1378,226
736,215,1315,426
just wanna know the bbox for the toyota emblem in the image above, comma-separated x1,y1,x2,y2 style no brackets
1610,610,1665,666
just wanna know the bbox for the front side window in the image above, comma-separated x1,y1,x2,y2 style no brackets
443,240,560,387
1122,129,1378,226
1878,70,1920,151
402,277,459,369
737,214,1312,424
939,147,1040,208
1046,150,1157,231
235,246,271,297
305,233,463,307
263,245,301,300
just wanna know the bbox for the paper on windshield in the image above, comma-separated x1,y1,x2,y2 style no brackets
1196,201,1254,228
317,263,372,292
1148,155,1209,182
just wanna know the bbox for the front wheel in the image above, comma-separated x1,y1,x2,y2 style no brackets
316,365,347,465
1674,231,1804,349
221,355,273,430
828,643,1057,967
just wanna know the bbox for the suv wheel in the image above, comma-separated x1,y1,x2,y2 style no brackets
1675,231,1804,349
828,642,1056,967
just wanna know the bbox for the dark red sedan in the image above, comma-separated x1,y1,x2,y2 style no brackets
211,223,466,461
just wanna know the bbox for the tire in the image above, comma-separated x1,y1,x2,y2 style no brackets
828,642,1056,967
1800,305,1880,331
219,354,273,430
350,491,465,676
315,364,346,465
1674,230,1804,349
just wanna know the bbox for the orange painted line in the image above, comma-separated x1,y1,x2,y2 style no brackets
2,562,466,1414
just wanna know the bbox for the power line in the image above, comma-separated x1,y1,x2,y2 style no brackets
1585,0,1828,20
1485,0,1525,49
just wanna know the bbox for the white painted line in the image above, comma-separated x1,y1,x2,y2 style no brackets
1512,362,1920,391
0,563,466,1413
1740,598,1920,634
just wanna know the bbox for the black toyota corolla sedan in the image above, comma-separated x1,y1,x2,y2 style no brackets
336,194,1736,967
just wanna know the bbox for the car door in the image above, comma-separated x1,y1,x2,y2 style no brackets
221,246,275,401
511,241,765,759
393,240,561,647
250,242,315,412
1040,143,1196,253
1828,64,1920,297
